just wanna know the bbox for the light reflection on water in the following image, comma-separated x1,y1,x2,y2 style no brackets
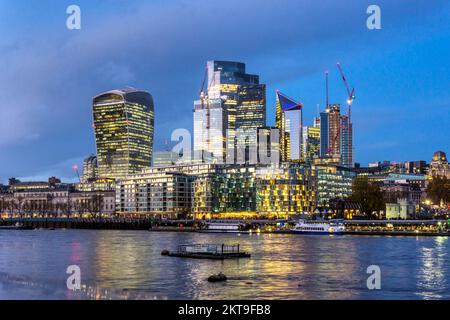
415,237,448,300
0,230,449,300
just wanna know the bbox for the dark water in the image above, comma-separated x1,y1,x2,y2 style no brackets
0,230,449,300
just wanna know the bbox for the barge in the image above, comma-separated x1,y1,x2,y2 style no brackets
162,244,251,260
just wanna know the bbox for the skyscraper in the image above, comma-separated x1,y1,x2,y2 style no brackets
193,98,226,162
340,115,353,167
302,126,320,163
328,104,341,158
81,154,98,183
319,110,329,157
93,88,154,180
275,91,303,162
257,126,280,165
193,60,266,163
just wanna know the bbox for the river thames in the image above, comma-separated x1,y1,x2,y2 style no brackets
0,230,449,300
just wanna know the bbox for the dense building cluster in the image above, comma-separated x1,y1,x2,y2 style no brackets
0,61,448,220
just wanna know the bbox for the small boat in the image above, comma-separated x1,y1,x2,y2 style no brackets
291,219,345,235
0,222,35,230
200,221,249,234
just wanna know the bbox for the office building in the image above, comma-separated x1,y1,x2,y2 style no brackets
328,104,341,158
153,151,182,167
302,126,320,163
81,154,98,183
193,61,266,163
115,171,194,218
275,91,303,162
319,110,329,157
256,126,280,165
93,88,154,180
340,115,353,167
313,161,356,207
256,163,317,217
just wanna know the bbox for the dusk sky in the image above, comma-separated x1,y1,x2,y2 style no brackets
0,0,449,183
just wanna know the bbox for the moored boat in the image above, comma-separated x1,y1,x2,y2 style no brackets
291,219,345,235
200,221,249,234
0,222,35,230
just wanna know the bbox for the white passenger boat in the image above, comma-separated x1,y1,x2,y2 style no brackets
291,219,345,235
201,222,249,234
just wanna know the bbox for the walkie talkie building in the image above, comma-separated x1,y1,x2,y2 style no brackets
92,88,154,180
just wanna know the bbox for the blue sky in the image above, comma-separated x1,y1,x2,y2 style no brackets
0,0,449,183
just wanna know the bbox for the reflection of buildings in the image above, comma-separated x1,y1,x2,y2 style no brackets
429,150,450,179
93,88,154,180
275,91,303,162
193,61,266,163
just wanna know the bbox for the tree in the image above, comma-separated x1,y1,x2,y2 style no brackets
329,198,346,219
350,176,385,219
426,175,450,205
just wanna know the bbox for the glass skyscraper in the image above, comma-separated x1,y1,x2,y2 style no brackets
193,98,226,162
302,126,320,163
328,104,341,158
319,110,329,157
93,89,154,180
340,115,353,167
275,91,303,162
193,60,266,163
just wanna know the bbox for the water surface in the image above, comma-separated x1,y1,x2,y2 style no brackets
0,230,448,299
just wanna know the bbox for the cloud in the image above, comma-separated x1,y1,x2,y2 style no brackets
0,0,448,179
16,156,84,183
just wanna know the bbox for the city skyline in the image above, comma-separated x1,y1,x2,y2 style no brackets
0,0,449,182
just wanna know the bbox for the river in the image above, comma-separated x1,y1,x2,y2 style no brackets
0,230,449,299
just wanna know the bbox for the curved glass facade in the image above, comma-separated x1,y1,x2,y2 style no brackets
93,89,154,180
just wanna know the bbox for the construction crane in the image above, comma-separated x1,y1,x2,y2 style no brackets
336,62,355,167
72,164,81,183
336,62,355,121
